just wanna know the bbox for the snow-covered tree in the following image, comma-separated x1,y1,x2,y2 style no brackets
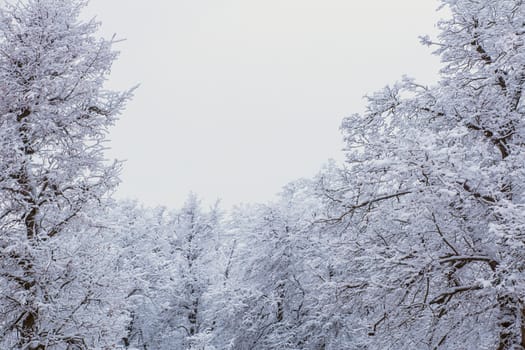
104,201,177,350
207,176,359,350
318,0,525,348
164,195,223,349
113,195,225,350
0,0,132,348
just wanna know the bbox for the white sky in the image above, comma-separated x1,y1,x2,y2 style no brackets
84,0,444,209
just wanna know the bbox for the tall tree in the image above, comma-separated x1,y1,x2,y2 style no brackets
319,0,525,348
0,0,131,348
114,196,224,350
165,195,222,349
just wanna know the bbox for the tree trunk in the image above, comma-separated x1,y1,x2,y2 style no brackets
497,294,525,350
188,295,199,336
15,108,42,349
276,281,285,322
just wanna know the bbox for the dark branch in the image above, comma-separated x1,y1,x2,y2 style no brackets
334,190,412,222
430,285,483,305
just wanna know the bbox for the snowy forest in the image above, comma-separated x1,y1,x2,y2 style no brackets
1,0,525,349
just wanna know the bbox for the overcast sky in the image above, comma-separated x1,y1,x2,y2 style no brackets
84,0,444,209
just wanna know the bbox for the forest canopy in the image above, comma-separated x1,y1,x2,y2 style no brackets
1,0,525,349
